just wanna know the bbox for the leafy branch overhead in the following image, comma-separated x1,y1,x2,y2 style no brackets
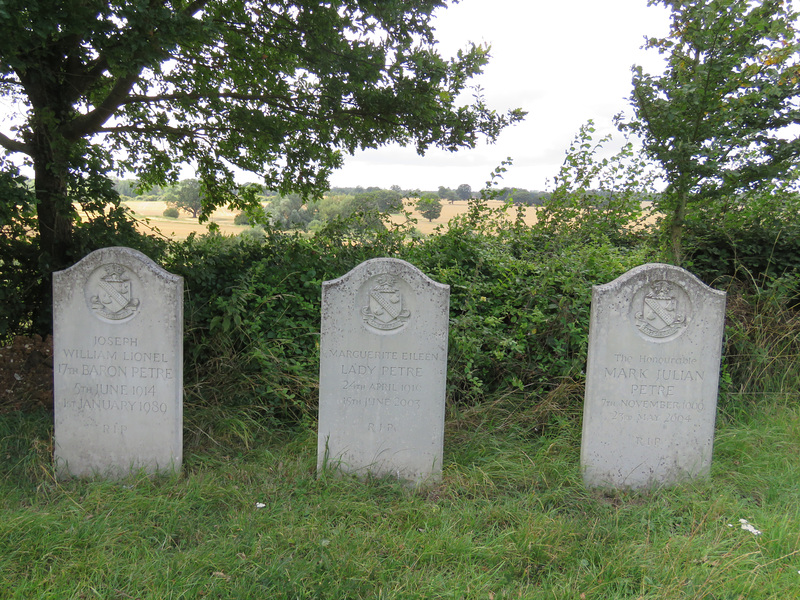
0,0,525,265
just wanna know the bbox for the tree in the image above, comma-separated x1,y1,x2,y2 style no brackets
165,179,203,218
267,193,317,229
438,185,458,203
416,195,443,221
456,183,472,200
0,0,525,271
624,0,800,263
504,188,538,206
354,189,404,213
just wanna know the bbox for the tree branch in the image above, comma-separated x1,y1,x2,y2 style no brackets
64,72,142,140
0,131,29,154
96,124,201,137
63,0,213,139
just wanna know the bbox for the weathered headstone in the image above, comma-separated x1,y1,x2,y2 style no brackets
317,258,449,485
581,263,726,489
53,247,183,479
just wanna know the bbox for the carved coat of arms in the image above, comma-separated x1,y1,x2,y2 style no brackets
635,280,686,338
361,274,410,331
90,264,140,321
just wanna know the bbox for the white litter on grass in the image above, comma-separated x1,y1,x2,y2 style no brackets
255,502,266,508
729,518,762,535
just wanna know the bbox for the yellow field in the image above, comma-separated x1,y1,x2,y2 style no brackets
123,199,539,239
124,201,246,238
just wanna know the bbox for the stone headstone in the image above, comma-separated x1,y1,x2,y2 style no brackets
581,263,726,489
53,247,183,479
317,258,449,485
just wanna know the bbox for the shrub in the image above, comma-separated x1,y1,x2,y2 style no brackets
238,226,266,241
234,205,269,226
167,221,410,423
408,221,650,410
684,217,800,288
163,206,180,218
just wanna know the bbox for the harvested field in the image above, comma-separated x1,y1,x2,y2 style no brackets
123,199,539,239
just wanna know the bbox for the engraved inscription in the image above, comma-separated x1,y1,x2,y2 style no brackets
602,352,707,424
58,335,175,418
360,275,410,332
103,423,129,436
333,349,442,413
368,423,396,433
635,436,661,447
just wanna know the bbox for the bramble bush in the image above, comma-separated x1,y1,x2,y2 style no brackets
165,213,415,424
5,125,800,434
165,193,652,429
162,136,800,430
406,200,650,410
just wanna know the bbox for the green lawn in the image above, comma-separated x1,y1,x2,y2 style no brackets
1,399,798,599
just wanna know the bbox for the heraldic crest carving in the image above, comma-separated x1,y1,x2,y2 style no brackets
634,280,688,339
88,263,141,322
360,274,411,332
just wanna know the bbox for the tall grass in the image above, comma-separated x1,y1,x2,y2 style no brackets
1,397,798,599
720,275,800,420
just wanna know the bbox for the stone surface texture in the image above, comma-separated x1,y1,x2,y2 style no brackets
317,258,449,485
581,263,726,489
53,247,183,478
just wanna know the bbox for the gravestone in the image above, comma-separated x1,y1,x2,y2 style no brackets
317,258,449,485
53,247,183,479
581,263,726,489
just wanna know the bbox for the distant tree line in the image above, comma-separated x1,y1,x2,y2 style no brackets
113,177,660,234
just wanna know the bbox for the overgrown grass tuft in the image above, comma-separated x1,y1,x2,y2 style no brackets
719,274,800,424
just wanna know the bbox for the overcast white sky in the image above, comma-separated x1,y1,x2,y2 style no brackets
330,0,672,192
0,0,672,191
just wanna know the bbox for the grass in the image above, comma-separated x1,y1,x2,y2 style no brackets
1,398,798,599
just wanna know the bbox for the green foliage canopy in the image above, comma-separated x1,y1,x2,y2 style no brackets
417,194,443,221
0,0,524,269
165,179,204,218
456,183,472,200
624,0,800,262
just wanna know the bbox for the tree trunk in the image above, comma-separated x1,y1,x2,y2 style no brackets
32,128,74,271
668,189,687,267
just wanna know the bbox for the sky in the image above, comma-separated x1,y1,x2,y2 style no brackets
329,0,672,193
0,0,672,191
